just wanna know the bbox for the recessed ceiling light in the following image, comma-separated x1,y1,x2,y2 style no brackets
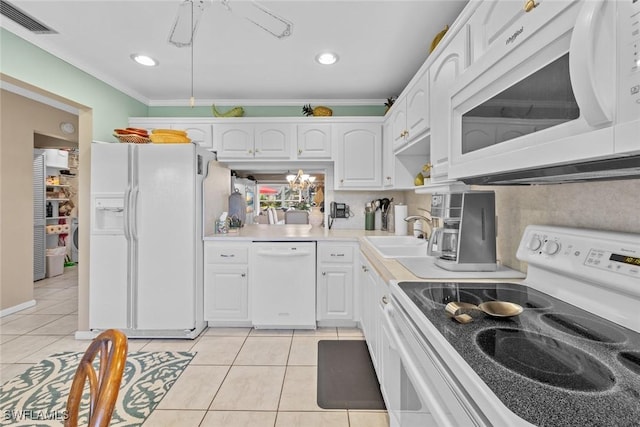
130,54,158,67
316,52,339,65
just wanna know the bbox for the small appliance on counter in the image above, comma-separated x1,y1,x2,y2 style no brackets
428,191,497,271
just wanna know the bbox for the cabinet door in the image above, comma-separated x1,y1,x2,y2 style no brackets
334,123,382,189
382,119,394,188
317,265,353,321
172,123,213,149
406,69,430,140
429,26,469,181
254,124,293,159
297,124,332,159
390,99,408,151
214,124,254,159
359,254,379,367
204,265,249,321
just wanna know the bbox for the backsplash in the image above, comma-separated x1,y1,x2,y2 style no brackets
330,191,406,230
404,179,640,272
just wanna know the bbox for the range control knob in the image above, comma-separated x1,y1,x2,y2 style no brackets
527,235,543,251
542,240,561,255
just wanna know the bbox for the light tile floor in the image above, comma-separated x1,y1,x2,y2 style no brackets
0,266,389,427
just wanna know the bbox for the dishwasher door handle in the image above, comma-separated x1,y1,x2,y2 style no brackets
256,250,312,257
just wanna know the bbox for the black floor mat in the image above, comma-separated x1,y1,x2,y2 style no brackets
317,339,386,410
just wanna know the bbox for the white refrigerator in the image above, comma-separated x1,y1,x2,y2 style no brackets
89,142,219,338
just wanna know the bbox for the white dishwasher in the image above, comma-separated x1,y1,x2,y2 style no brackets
251,241,317,329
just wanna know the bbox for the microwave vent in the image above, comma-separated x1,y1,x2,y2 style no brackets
0,0,57,34
462,156,640,185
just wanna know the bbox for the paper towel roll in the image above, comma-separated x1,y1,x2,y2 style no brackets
394,204,408,235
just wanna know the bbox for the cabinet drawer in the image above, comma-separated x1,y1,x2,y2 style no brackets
205,244,249,264
318,245,354,263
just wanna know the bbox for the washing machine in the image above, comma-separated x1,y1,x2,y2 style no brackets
71,218,79,262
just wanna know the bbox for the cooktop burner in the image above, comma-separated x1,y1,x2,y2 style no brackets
476,328,616,391
541,312,628,344
618,352,640,376
416,282,553,310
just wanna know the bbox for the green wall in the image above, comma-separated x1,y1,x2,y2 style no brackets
1,28,147,141
149,105,386,117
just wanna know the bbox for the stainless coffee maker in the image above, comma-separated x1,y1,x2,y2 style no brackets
428,191,497,271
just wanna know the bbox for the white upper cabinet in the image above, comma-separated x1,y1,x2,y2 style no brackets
333,123,382,189
297,124,332,159
405,69,430,142
382,120,395,188
254,124,294,158
388,69,430,154
215,123,293,160
389,98,409,151
429,24,470,182
171,123,213,149
214,124,254,158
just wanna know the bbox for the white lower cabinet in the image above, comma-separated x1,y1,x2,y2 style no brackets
316,242,357,326
204,242,251,326
359,252,381,370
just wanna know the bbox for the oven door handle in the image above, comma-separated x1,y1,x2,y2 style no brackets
569,0,613,126
382,304,458,427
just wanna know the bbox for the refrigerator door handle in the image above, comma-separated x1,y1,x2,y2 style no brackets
124,185,132,240
131,186,140,241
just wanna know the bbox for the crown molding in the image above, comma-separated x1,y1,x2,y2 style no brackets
147,98,387,107
1,79,79,115
2,25,151,105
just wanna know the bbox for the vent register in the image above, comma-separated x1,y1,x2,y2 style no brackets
0,0,57,34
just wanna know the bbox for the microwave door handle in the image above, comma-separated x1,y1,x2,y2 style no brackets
569,0,613,126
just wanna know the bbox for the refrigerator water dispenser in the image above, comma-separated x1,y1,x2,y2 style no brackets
93,197,124,233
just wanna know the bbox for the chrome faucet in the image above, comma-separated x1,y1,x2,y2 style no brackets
404,215,433,239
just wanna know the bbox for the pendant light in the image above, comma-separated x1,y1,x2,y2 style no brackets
190,0,195,108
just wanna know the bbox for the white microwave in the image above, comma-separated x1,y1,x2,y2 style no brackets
448,0,640,184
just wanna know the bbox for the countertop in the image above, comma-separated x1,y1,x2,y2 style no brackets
204,224,390,242
204,224,524,283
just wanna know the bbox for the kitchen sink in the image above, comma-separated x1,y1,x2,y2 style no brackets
364,236,429,258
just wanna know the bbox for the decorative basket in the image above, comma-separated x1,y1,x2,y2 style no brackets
113,134,151,144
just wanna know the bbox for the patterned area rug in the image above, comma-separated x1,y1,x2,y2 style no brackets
0,351,194,426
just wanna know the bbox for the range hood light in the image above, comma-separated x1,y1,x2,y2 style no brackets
130,54,158,67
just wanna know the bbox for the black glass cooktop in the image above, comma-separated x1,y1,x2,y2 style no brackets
396,281,640,426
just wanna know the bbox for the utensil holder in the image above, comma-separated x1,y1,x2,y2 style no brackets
365,212,375,230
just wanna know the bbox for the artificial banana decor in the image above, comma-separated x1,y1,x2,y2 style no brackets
212,104,245,117
429,25,449,53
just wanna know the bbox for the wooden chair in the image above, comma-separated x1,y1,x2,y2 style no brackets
65,329,128,427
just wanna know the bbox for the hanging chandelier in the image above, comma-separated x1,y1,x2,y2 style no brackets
286,169,316,191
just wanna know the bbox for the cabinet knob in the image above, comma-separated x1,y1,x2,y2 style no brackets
382,295,389,305
255,149,260,153
322,272,326,276
241,273,246,277
298,149,302,155
523,0,538,12
248,149,253,154
386,176,392,180
340,179,344,183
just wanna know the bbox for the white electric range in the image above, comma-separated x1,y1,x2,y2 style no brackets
384,225,640,426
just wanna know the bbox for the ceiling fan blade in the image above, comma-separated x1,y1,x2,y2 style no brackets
221,0,293,39
168,0,211,48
